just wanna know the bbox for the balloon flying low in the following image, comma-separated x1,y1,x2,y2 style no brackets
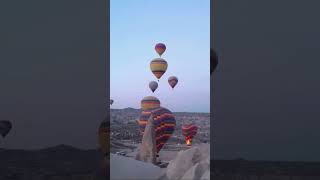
182,124,198,146
110,99,114,105
139,96,176,153
138,106,176,154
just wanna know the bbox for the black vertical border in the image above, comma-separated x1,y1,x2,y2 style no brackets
210,0,217,176
104,0,110,178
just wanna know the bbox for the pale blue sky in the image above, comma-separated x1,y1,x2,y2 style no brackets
110,0,210,113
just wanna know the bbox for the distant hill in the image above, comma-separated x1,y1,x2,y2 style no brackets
111,107,139,111
39,144,82,151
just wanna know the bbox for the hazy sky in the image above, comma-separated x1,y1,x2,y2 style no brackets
110,0,210,113
212,0,320,161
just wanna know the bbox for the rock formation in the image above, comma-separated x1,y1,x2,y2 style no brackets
111,154,163,180
135,115,157,164
163,144,210,180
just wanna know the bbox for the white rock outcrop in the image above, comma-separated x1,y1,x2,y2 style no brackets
180,161,210,180
111,154,163,180
200,170,210,180
135,115,157,164
164,144,210,180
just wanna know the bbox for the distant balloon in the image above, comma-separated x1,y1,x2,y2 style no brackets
99,118,109,156
141,96,160,110
110,99,114,105
0,120,12,138
138,106,176,153
182,124,198,146
149,81,158,93
211,48,218,75
168,76,178,89
155,43,166,57
150,58,168,80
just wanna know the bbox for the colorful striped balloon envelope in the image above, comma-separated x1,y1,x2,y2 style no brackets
150,58,168,80
138,107,176,153
141,96,161,110
182,124,198,146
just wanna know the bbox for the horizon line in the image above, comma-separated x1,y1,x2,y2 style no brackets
110,107,210,114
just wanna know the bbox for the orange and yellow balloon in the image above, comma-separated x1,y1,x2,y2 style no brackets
150,58,168,81
140,96,160,110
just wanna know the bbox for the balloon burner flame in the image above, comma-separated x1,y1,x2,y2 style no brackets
186,139,192,146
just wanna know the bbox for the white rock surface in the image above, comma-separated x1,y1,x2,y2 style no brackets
111,154,163,180
180,161,209,180
165,144,210,180
200,170,210,180
136,115,157,164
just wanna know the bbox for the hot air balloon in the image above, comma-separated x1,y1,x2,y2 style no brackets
110,99,114,105
155,43,166,57
150,58,168,81
138,106,176,154
182,124,198,146
0,120,12,138
149,81,158,93
168,76,178,89
211,48,218,75
98,118,109,156
141,96,161,110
